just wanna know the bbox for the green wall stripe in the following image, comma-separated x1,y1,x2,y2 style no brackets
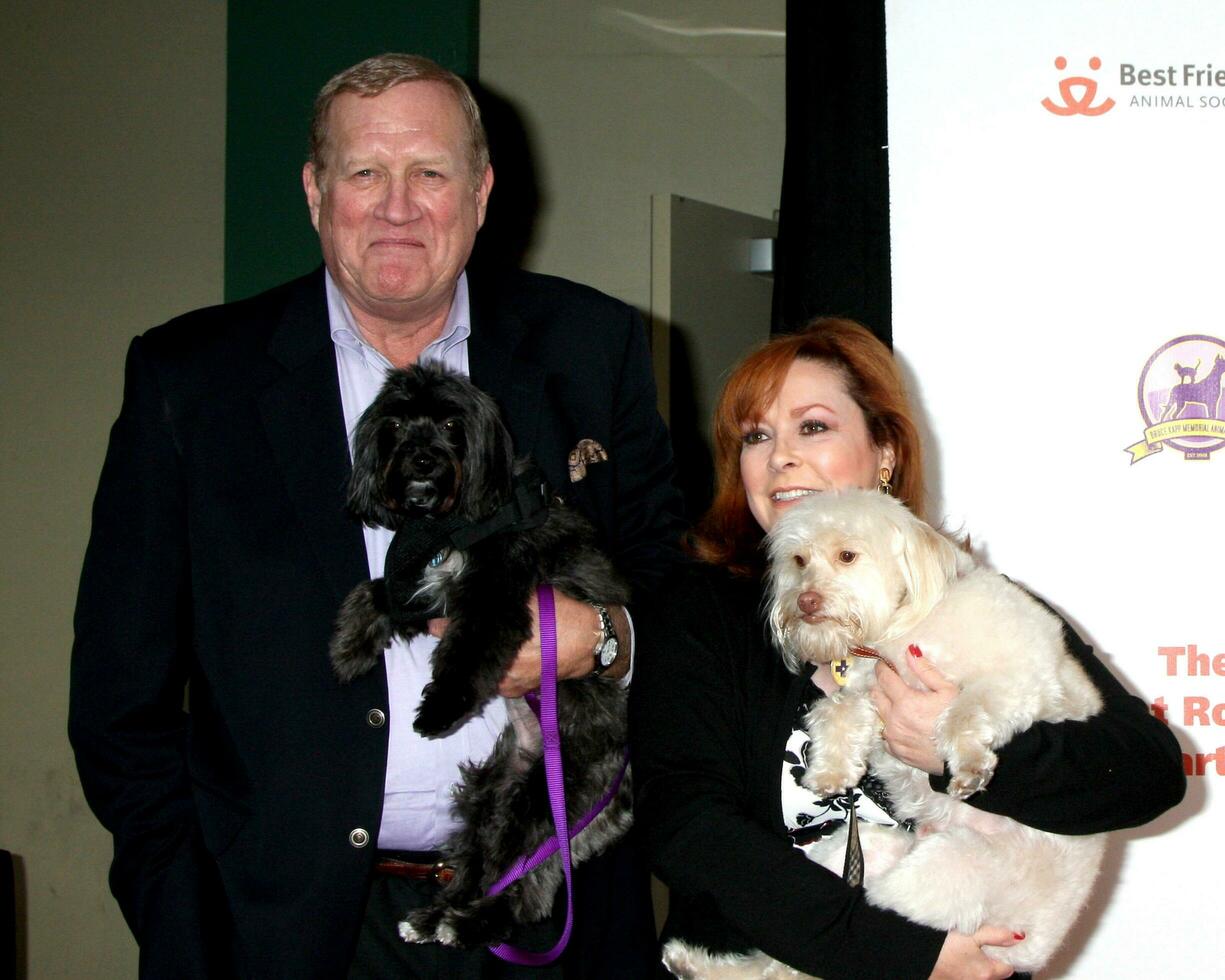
224,1,479,302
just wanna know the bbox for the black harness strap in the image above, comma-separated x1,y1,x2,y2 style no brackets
382,465,552,592
448,468,550,550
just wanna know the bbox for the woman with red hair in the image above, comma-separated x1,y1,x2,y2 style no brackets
631,318,1184,979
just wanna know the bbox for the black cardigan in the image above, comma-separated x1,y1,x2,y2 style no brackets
630,562,1186,980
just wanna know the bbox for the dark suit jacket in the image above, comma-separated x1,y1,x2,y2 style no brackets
69,267,685,978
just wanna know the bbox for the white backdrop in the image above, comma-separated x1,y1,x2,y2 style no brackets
886,1,1224,975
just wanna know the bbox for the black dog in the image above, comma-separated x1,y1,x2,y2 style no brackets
330,363,632,947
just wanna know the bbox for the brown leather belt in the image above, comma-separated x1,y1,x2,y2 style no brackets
373,853,455,884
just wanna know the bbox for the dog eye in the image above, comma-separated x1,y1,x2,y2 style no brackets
793,554,806,569
389,420,402,430
838,550,857,565
442,418,459,431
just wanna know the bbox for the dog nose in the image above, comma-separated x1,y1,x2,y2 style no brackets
797,591,822,615
411,452,437,474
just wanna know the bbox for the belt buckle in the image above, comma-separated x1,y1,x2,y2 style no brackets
431,861,449,883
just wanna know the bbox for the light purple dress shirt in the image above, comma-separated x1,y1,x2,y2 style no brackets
327,270,508,850
326,270,632,850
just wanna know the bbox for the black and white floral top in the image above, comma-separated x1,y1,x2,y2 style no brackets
782,686,912,859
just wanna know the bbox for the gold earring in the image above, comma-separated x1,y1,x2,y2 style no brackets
878,467,893,496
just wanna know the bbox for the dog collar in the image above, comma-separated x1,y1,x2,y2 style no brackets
831,646,900,686
830,657,854,687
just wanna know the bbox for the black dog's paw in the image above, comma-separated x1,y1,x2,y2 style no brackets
329,580,392,683
330,645,383,684
398,905,444,945
443,900,516,947
414,679,479,736
399,901,514,948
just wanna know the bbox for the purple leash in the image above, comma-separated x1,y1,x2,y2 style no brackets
485,584,629,966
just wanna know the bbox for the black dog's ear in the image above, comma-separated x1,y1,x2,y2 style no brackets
455,385,516,516
347,399,399,529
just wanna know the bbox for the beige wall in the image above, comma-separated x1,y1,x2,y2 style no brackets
480,0,784,310
0,2,227,975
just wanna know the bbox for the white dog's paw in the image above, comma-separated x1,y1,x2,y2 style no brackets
662,939,810,979
946,746,998,800
802,761,862,799
661,939,706,978
802,699,874,798
937,696,1003,799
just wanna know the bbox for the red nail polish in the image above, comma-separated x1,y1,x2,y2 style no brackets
908,644,923,658
1013,931,1026,940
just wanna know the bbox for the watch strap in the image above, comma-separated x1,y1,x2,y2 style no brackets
590,602,617,675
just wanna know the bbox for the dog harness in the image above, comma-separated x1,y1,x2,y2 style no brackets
381,465,552,619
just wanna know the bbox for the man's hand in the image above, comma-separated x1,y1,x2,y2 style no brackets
427,594,630,697
871,645,958,775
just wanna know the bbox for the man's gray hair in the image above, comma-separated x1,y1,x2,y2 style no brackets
309,53,489,182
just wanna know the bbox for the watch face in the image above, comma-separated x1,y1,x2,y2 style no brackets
598,637,618,667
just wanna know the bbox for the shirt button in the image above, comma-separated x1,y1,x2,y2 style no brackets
349,828,370,848
366,708,386,728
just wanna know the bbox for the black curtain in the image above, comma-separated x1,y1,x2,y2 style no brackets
772,2,892,346
1,850,13,978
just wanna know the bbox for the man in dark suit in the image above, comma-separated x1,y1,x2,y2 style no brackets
69,54,683,978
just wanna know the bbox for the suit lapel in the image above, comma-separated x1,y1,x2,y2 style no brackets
256,268,555,605
257,271,369,605
467,272,546,457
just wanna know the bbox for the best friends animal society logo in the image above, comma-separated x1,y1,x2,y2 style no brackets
1126,335,1225,463
1042,56,1115,115
1043,54,1225,114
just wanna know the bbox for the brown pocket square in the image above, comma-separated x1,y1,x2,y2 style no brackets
568,439,608,482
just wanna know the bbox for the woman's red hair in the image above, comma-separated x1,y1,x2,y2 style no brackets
689,318,925,576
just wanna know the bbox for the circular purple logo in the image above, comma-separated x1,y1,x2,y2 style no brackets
1126,335,1225,462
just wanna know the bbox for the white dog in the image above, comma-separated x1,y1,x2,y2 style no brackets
663,490,1105,979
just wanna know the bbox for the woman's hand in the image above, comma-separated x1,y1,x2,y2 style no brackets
929,927,1022,979
871,646,958,775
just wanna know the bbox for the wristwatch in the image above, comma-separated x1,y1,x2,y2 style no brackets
590,603,619,676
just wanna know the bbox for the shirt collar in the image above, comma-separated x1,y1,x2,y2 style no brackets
325,269,471,366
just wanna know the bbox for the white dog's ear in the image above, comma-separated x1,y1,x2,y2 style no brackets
890,514,960,623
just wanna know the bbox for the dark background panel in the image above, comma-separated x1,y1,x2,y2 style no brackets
224,0,479,302
773,1,891,345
